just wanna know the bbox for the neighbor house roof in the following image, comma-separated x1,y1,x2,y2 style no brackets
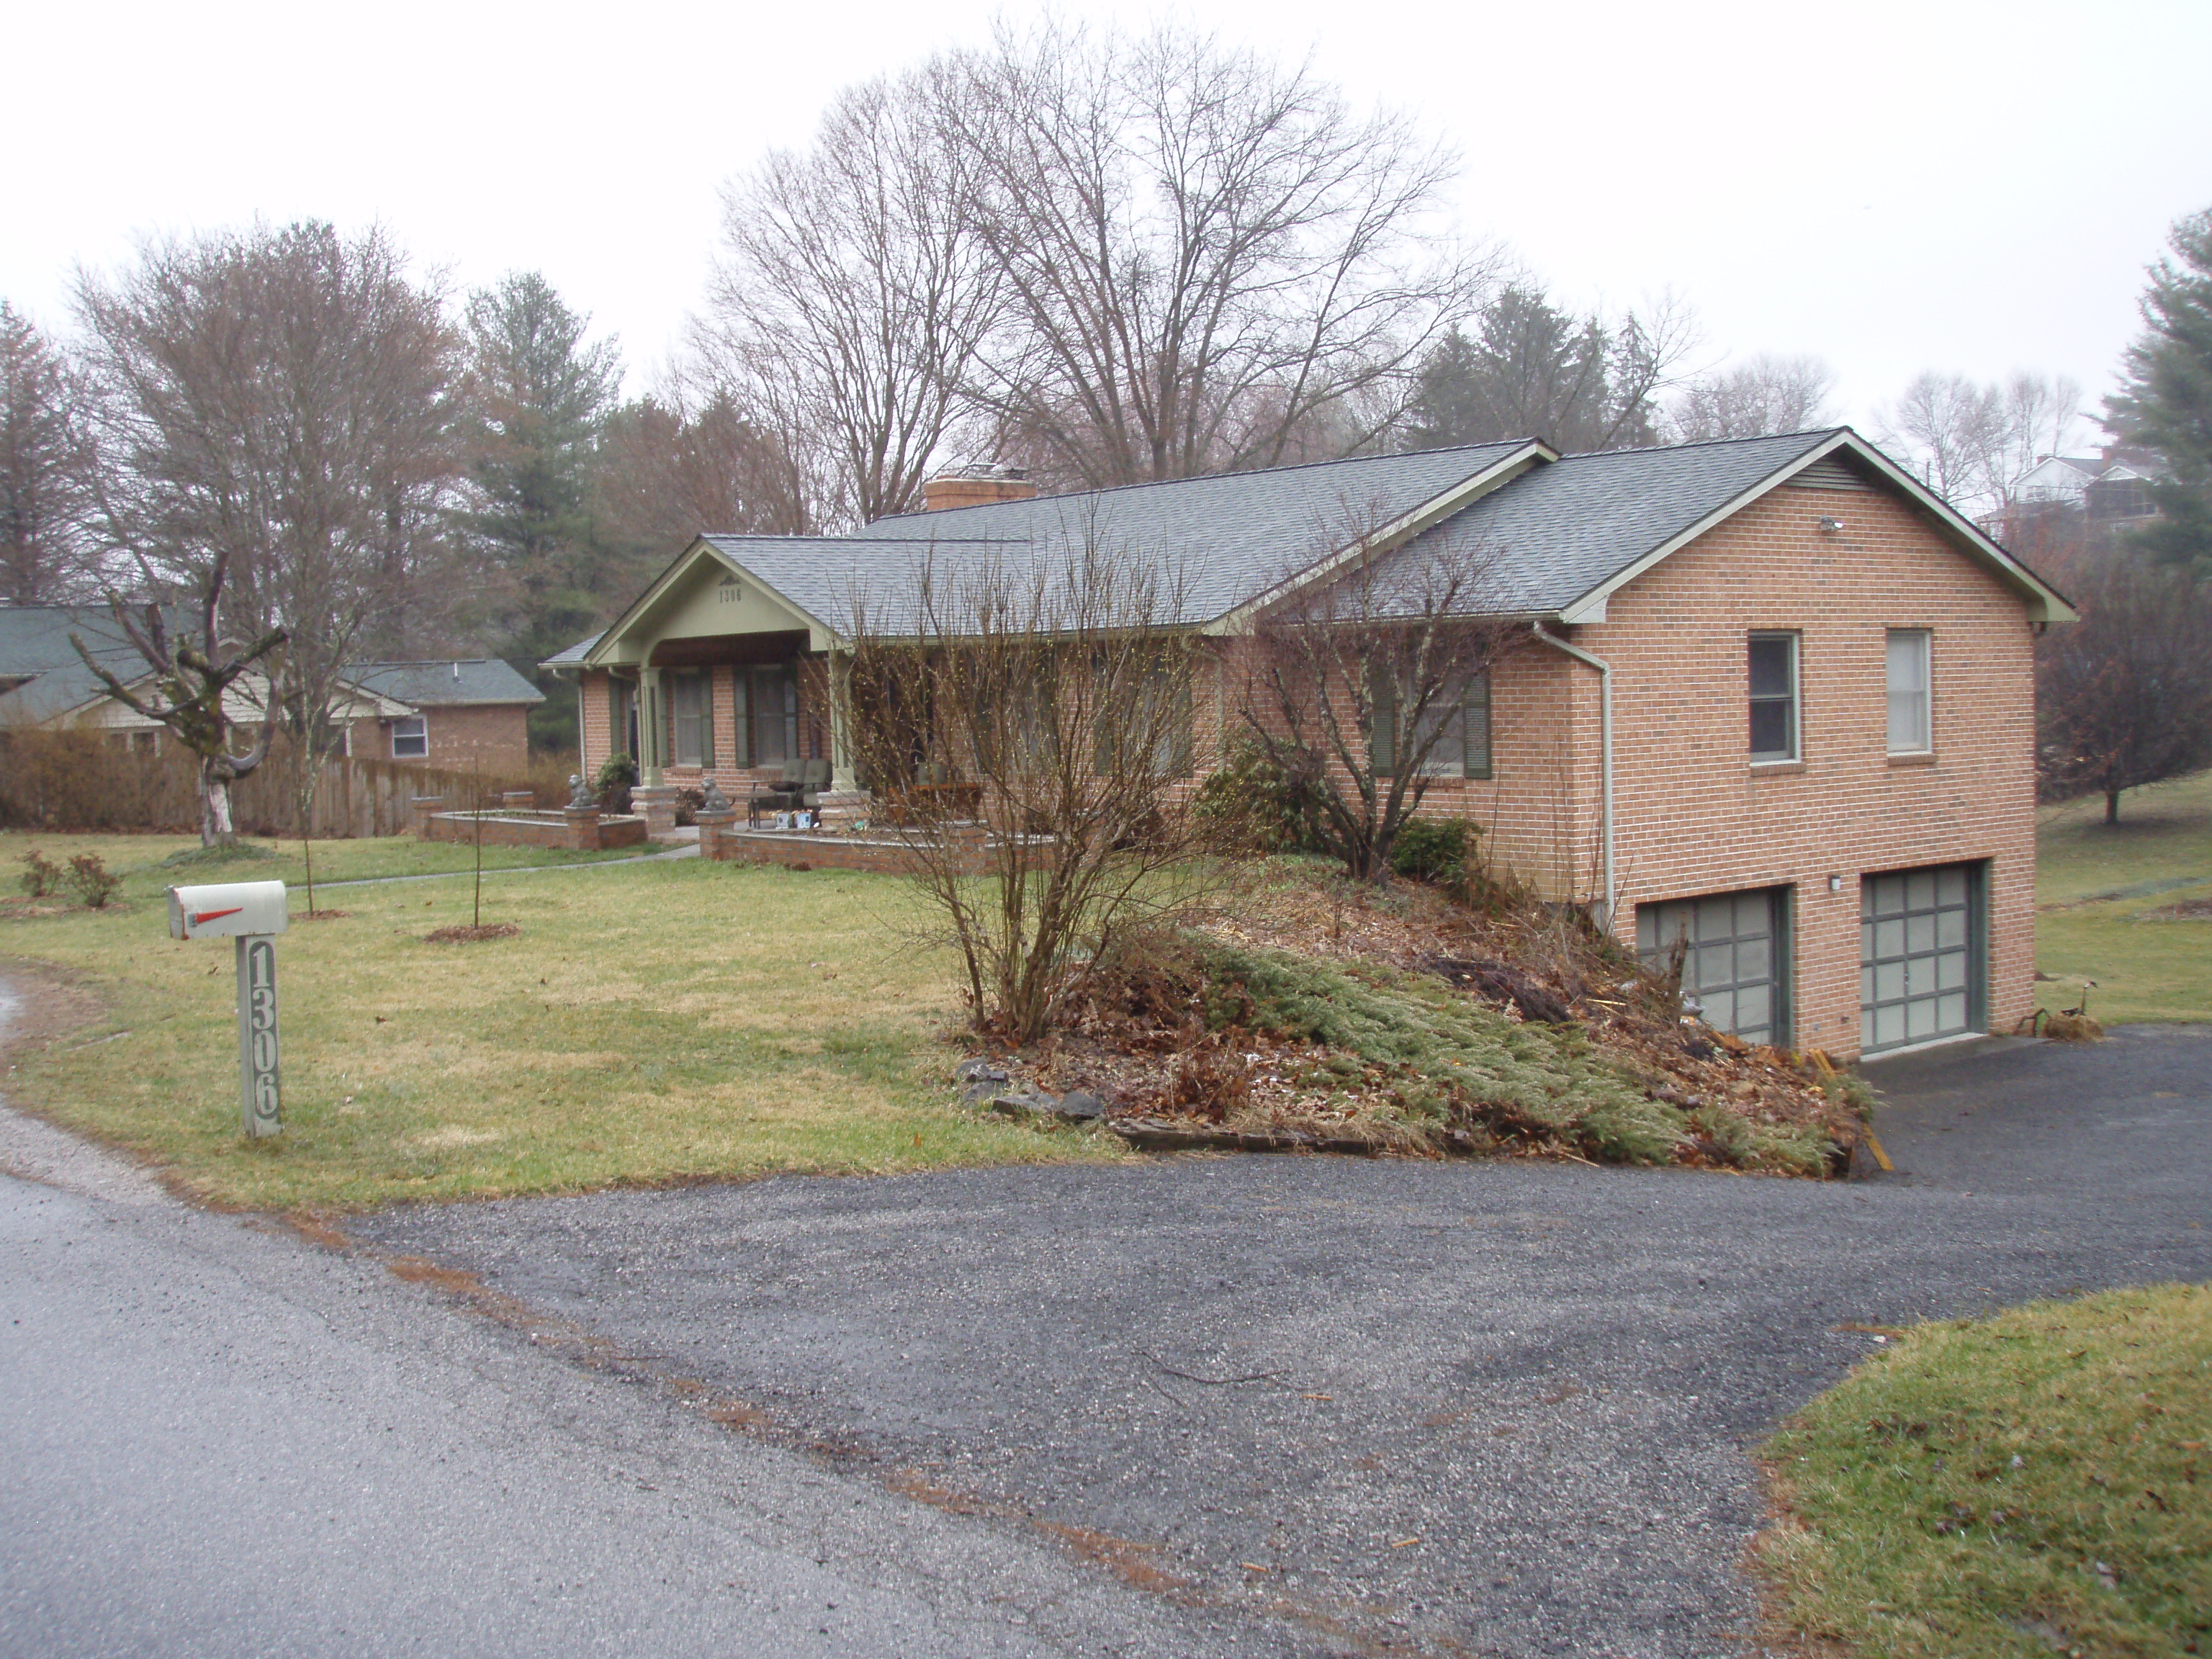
0,603,188,724
344,660,544,709
551,427,2074,667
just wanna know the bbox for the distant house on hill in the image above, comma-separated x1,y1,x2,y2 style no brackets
2010,448,2167,523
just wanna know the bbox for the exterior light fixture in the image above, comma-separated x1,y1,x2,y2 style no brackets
1818,516,1845,533
1828,873,1844,894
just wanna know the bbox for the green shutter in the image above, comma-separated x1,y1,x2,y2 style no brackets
1370,662,1396,775
1464,671,1492,780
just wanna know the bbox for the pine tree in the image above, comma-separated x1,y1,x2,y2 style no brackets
457,272,623,750
2105,207,2212,577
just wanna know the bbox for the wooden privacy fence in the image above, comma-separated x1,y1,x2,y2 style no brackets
0,728,540,838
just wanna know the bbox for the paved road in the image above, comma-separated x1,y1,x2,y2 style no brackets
0,1154,1277,1653
343,1028,2212,1659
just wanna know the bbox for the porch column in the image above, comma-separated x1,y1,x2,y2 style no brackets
828,648,858,793
639,665,665,787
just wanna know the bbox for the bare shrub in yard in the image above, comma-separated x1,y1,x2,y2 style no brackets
18,848,61,898
846,536,1217,1046
1235,507,1522,881
63,853,122,908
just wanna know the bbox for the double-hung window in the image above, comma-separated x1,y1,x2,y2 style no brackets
1372,669,1493,778
1886,629,1932,754
670,670,711,766
390,716,428,759
1748,633,1799,763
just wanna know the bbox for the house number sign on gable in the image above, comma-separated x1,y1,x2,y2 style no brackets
167,880,289,1138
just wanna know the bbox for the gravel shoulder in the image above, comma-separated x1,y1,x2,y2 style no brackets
349,1029,2212,1658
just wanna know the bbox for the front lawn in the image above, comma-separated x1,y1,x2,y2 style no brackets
2036,771,2212,1026
1758,1283,2211,1658
1,842,1117,1210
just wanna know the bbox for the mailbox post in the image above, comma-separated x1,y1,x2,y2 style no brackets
167,880,290,1138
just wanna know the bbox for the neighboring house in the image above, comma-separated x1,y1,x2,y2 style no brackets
341,660,543,773
544,429,2074,1060
0,608,540,775
2010,448,2167,523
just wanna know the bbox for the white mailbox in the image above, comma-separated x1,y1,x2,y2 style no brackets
167,880,289,1138
168,881,290,940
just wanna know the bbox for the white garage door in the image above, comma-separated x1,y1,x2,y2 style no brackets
1636,888,1787,1046
1861,864,1981,1053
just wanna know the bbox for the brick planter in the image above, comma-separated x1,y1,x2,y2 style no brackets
421,809,647,852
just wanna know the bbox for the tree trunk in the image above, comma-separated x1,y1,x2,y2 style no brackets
2105,788,2122,826
200,762,238,848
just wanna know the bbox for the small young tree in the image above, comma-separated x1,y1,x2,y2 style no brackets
845,537,1204,1046
71,554,285,846
1234,511,1519,881
2036,548,2212,822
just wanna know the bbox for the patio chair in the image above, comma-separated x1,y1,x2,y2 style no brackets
798,757,832,810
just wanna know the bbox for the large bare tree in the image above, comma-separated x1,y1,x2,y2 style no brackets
1234,509,1520,881
948,19,1493,488
0,300,96,604
73,220,462,831
1664,354,1837,442
698,65,999,526
1879,369,2082,519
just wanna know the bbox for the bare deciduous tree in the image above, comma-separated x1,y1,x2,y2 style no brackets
593,390,821,557
1234,508,1520,880
698,66,999,526
2036,547,2212,824
949,18,1494,488
1878,369,2083,518
1664,354,1837,442
70,557,284,845
845,537,1207,1045
73,220,462,837
0,300,96,603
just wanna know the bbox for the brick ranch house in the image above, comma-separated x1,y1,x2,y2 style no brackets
0,606,539,774
544,429,2074,1060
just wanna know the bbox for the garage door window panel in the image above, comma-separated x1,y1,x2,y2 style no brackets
1636,886,1789,1047
1860,863,1984,1053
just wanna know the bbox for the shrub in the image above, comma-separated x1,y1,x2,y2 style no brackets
1388,817,1477,884
1192,732,1310,853
65,853,123,908
595,751,639,813
19,848,61,898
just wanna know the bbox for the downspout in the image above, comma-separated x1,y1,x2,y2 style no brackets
1531,624,1616,932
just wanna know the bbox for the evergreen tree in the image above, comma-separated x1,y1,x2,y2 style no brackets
1399,284,1674,455
458,271,623,750
2106,207,2212,577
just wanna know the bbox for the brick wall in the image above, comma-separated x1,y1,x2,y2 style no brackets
1506,484,2036,1054
349,703,531,775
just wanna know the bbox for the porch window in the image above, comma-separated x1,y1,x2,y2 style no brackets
670,670,712,766
750,665,799,766
1372,669,1491,778
1093,654,1193,778
391,716,428,759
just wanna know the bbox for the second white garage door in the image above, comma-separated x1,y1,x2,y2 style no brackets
1860,863,1982,1053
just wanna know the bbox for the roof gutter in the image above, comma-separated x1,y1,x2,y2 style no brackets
1531,623,1616,932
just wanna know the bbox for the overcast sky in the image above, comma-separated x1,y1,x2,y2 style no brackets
8,0,2207,446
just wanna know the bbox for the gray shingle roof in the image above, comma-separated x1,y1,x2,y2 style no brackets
1377,430,1839,614
0,603,177,722
344,660,544,708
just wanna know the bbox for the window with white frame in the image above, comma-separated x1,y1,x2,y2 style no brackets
1748,632,1799,763
390,716,428,759
1886,629,1931,754
670,670,711,766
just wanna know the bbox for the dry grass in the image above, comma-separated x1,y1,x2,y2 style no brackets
1758,1284,2211,1658
2036,770,2212,1027
0,837,1125,1210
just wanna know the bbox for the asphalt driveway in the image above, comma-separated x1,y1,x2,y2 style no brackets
351,1028,2212,1658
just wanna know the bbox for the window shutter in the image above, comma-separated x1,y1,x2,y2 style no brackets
1369,662,1396,775
1464,671,1491,780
